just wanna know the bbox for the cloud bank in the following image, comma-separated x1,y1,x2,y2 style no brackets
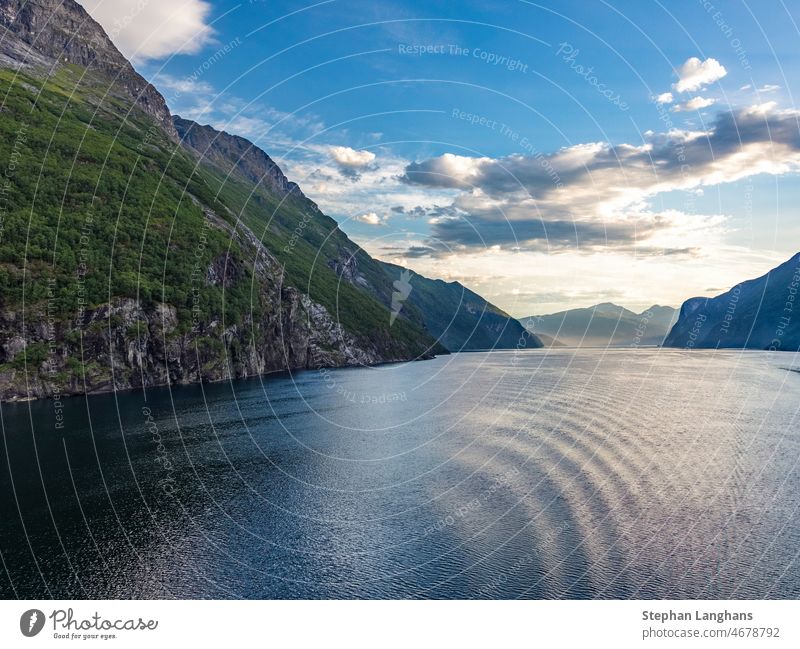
79,0,215,62
401,103,800,253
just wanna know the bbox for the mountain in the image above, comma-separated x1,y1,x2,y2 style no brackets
0,0,524,401
521,302,678,347
663,253,800,351
379,263,541,351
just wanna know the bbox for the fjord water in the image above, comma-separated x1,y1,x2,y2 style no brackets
1,349,799,599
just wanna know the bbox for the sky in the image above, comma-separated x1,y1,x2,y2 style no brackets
79,0,800,317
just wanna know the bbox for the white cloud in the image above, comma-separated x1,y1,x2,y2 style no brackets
329,146,377,168
280,148,460,237
399,152,490,189
150,73,214,97
672,96,716,112
354,212,384,225
673,57,727,93
655,92,674,104
78,0,215,62
327,146,378,179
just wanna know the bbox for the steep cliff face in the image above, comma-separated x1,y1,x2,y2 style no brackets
0,191,403,402
0,0,176,137
663,253,800,351
0,288,384,402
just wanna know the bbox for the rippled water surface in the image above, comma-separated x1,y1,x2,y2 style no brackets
1,349,799,598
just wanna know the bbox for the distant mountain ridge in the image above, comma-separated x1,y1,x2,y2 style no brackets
663,253,800,351
521,302,678,347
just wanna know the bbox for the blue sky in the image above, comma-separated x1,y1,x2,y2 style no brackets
81,0,800,316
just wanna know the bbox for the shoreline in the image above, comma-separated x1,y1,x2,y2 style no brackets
5,346,799,406
0,353,443,406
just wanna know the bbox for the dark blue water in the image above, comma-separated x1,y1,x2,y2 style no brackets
1,349,799,599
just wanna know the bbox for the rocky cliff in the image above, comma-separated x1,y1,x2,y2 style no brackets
663,252,800,351
0,203,398,401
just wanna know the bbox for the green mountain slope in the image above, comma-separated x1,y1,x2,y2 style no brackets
170,117,438,351
0,0,531,400
379,262,540,351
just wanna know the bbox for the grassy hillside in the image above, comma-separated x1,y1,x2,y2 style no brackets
380,261,539,350
0,66,240,322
